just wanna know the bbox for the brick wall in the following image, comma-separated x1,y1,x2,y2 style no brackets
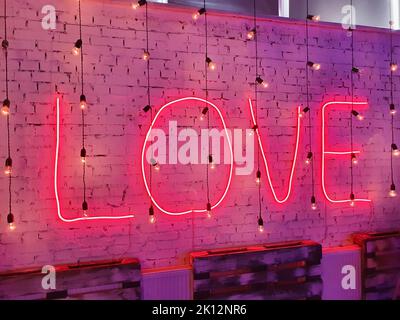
0,0,399,271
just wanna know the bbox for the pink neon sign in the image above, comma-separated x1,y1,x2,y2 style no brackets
321,101,371,204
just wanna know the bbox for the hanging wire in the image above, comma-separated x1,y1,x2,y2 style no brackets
349,0,355,198
305,0,316,206
3,0,13,228
204,0,211,208
389,0,396,194
252,0,263,227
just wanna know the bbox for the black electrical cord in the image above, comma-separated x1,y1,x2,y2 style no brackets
389,1,396,192
204,0,211,206
350,0,355,197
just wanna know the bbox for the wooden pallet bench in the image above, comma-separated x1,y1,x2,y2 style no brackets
0,258,141,300
190,240,322,300
353,231,400,300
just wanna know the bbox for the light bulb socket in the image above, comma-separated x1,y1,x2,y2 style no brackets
302,106,310,114
350,193,355,201
198,7,206,15
351,110,360,117
7,212,14,224
307,152,313,160
307,61,315,68
205,57,212,64
206,202,212,212
391,183,396,191
3,98,10,108
2,39,9,49
74,39,82,49
201,107,209,115
311,195,316,204
80,94,86,103
307,15,320,21
149,206,154,216
143,105,151,112
208,154,213,164
80,148,86,158
5,157,12,167
256,170,261,179
392,143,398,151
351,153,357,159
82,201,88,211
256,76,264,85
252,124,258,131
390,103,395,111
258,217,264,227
352,67,360,73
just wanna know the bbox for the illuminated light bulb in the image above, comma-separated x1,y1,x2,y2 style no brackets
256,76,268,88
206,202,212,219
351,110,363,121
82,200,88,217
7,213,15,231
142,51,150,61
80,94,87,110
132,0,147,10
200,106,209,120
307,61,321,71
307,14,320,22
1,98,10,116
392,143,400,156
305,152,313,165
311,196,317,210
248,124,258,136
149,206,156,224
192,7,206,20
258,217,264,233
256,170,261,184
208,155,215,169
206,57,216,70
391,62,398,72
389,184,397,197
300,106,310,118
351,153,358,165
247,28,256,40
390,103,396,115
80,148,87,164
350,193,355,207
72,39,82,56
4,157,12,175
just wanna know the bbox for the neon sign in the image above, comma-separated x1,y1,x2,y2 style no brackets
54,96,371,222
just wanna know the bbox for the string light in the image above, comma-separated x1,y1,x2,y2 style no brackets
206,57,216,70
255,170,261,184
200,106,209,120
307,14,320,22
79,94,87,110
132,0,147,10
247,28,256,40
142,50,150,61
72,39,82,56
206,202,212,219
192,7,206,20
82,200,88,217
3,0,14,230
351,152,358,165
258,217,264,233
351,110,364,121
389,6,398,198
208,154,215,169
389,183,397,197
307,61,321,71
149,206,155,224
256,76,269,88
350,192,355,207
305,0,317,212
80,147,86,163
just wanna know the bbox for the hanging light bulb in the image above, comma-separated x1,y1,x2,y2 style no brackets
143,105,151,113
390,103,396,115
200,106,209,120
258,217,264,233
256,170,261,184
2,39,9,50
132,0,147,10
256,76,268,88
80,94,87,110
72,39,82,56
305,152,313,165
142,50,150,61
208,154,215,169
4,157,12,175
351,110,364,121
247,28,256,40
1,98,10,116
248,124,258,136
149,206,156,224
351,153,358,165
299,106,310,118
80,147,86,164
352,67,360,74
392,143,400,156
307,61,321,71
311,196,317,210
206,202,212,219
192,7,206,20
82,200,88,217
307,14,320,22
390,62,398,72
151,159,160,171
350,193,355,207
206,57,216,70
389,183,397,197
7,213,15,231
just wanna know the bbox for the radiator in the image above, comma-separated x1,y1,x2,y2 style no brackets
142,266,192,300
322,246,361,300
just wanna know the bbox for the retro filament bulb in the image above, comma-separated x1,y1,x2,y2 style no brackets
1,99,10,116
258,217,264,233
7,213,15,231
311,196,317,210
149,206,156,224
80,94,87,110
389,184,397,198
4,157,12,175
206,202,212,219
